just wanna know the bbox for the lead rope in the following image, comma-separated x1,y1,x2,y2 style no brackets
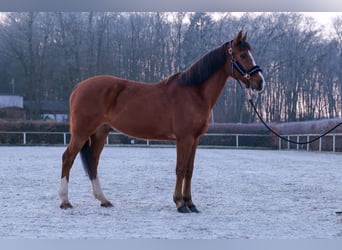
248,97,342,145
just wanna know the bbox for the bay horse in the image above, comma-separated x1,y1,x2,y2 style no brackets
58,31,265,213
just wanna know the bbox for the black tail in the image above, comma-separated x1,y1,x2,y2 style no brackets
80,140,96,180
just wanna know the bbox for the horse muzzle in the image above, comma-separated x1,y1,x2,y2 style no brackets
250,78,265,92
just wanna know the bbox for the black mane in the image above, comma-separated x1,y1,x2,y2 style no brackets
178,43,228,86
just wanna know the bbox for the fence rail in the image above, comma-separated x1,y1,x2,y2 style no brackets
278,133,342,152
1,131,342,152
0,131,273,149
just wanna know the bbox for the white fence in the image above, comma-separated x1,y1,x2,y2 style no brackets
0,131,273,149
1,131,342,152
278,133,342,152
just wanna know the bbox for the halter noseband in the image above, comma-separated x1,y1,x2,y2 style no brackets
227,40,262,88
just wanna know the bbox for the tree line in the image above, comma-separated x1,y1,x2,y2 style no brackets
0,12,341,123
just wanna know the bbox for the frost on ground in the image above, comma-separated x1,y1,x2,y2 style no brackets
1,146,342,239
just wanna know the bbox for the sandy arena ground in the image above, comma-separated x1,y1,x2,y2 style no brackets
1,146,342,239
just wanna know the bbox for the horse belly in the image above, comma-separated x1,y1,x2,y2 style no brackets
112,120,176,141
108,105,175,141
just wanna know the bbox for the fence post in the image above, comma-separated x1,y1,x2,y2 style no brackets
319,137,322,152
23,132,26,145
63,133,66,145
236,135,239,149
333,135,336,153
278,137,281,150
307,136,310,151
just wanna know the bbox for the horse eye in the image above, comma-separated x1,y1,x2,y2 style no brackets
240,53,247,60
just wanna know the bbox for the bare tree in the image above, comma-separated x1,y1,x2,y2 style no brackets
0,12,342,122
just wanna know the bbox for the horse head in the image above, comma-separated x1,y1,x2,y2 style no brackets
227,30,265,93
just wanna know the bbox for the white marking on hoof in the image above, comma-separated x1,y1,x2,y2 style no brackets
58,177,70,205
91,178,110,205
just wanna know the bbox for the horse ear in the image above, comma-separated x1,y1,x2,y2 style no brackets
233,30,243,45
236,30,243,41
242,32,248,41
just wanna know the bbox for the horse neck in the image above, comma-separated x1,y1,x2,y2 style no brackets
200,67,229,109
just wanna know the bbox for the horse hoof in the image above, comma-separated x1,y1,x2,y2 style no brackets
188,205,200,213
177,204,191,213
101,201,113,208
60,202,73,209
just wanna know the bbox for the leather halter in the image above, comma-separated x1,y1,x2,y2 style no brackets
227,40,262,88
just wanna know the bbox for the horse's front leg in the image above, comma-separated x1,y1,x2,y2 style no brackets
173,137,199,213
183,175,200,213
182,138,200,213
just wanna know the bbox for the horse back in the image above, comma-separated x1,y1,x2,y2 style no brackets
69,75,177,140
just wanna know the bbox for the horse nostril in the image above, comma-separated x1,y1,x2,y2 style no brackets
252,79,265,92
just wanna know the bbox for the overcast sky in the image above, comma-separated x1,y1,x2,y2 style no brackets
0,0,341,11
303,12,340,26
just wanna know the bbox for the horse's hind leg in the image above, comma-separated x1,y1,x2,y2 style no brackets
59,136,86,209
84,125,112,207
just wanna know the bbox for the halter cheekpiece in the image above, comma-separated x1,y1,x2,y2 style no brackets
227,40,262,87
